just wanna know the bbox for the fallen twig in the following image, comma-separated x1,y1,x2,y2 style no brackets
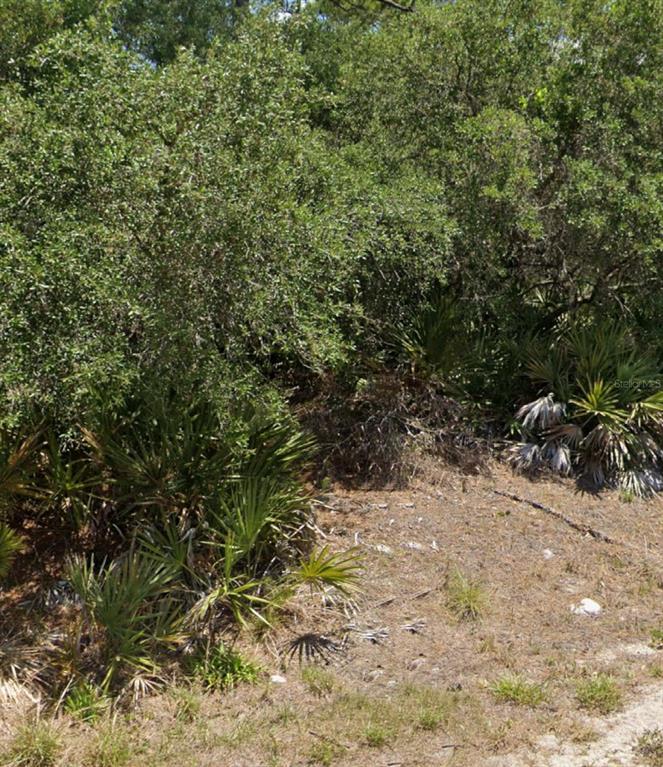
375,586,437,608
308,730,351,750
493,490,617,544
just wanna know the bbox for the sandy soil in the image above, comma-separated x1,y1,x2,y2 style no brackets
2,461,663,766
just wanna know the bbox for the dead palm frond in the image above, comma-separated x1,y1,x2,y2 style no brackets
285,633,345,665
515,394,565,431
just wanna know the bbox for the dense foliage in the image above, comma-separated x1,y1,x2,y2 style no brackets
0,0,662,702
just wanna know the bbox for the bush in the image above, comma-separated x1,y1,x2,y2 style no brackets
510,322,663,495
187,644,260,691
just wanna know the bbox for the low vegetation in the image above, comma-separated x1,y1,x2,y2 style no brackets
1,720,61,767
446,569,487,621
575,674,623,715
636,728,663,767
490,675,546,708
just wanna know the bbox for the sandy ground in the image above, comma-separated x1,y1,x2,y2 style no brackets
297,463,663,766
2,461,663,766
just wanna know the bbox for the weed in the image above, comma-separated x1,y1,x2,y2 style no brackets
188,644,260,691
84,722,133,767
364,724,391,748
636,728,663,766
446,569,485,620
272,704,298,725
64,681,109,723
417,707,446,731
3,720,61,767
308,740,341,766
575,674,622,714
650,629,663,649
649,665,663,679
402,684,454,731
490,675,545,707
171,685,202,722
567,722,599,744
301,667,336,697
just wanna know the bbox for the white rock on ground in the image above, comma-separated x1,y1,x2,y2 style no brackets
571,598,602,616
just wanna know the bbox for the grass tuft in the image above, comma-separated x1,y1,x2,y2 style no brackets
575,674,622,714
301,667,336,697
446,568,486,620
170,685,203,722
490,675,545,707
307,740,341,766
83,721,133,767
2,720,61,767
64,681,109,723
363,724,392,748
636,728,663,766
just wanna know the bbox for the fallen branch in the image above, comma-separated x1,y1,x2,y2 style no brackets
493,490,617,544
375,586,437,608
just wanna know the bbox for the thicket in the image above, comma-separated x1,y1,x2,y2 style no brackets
0,0,662,701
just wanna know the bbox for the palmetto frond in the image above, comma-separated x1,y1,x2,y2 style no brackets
285,632,345,665
0,430,40,502
208,475,307,570
570,380,628,425
618,469,663,498
508,442,541,471
0,523,24,581
541,440,572,475
546,422,584,447
82,394,231,515
515,394,565,431
67,551,182,689
293,546,362,598
243,418,316,480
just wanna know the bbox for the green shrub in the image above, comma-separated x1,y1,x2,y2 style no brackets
511,322,663,496
63,681,109,723
187,644,260,691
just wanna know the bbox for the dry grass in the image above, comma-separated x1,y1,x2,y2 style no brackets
2,462,663,765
